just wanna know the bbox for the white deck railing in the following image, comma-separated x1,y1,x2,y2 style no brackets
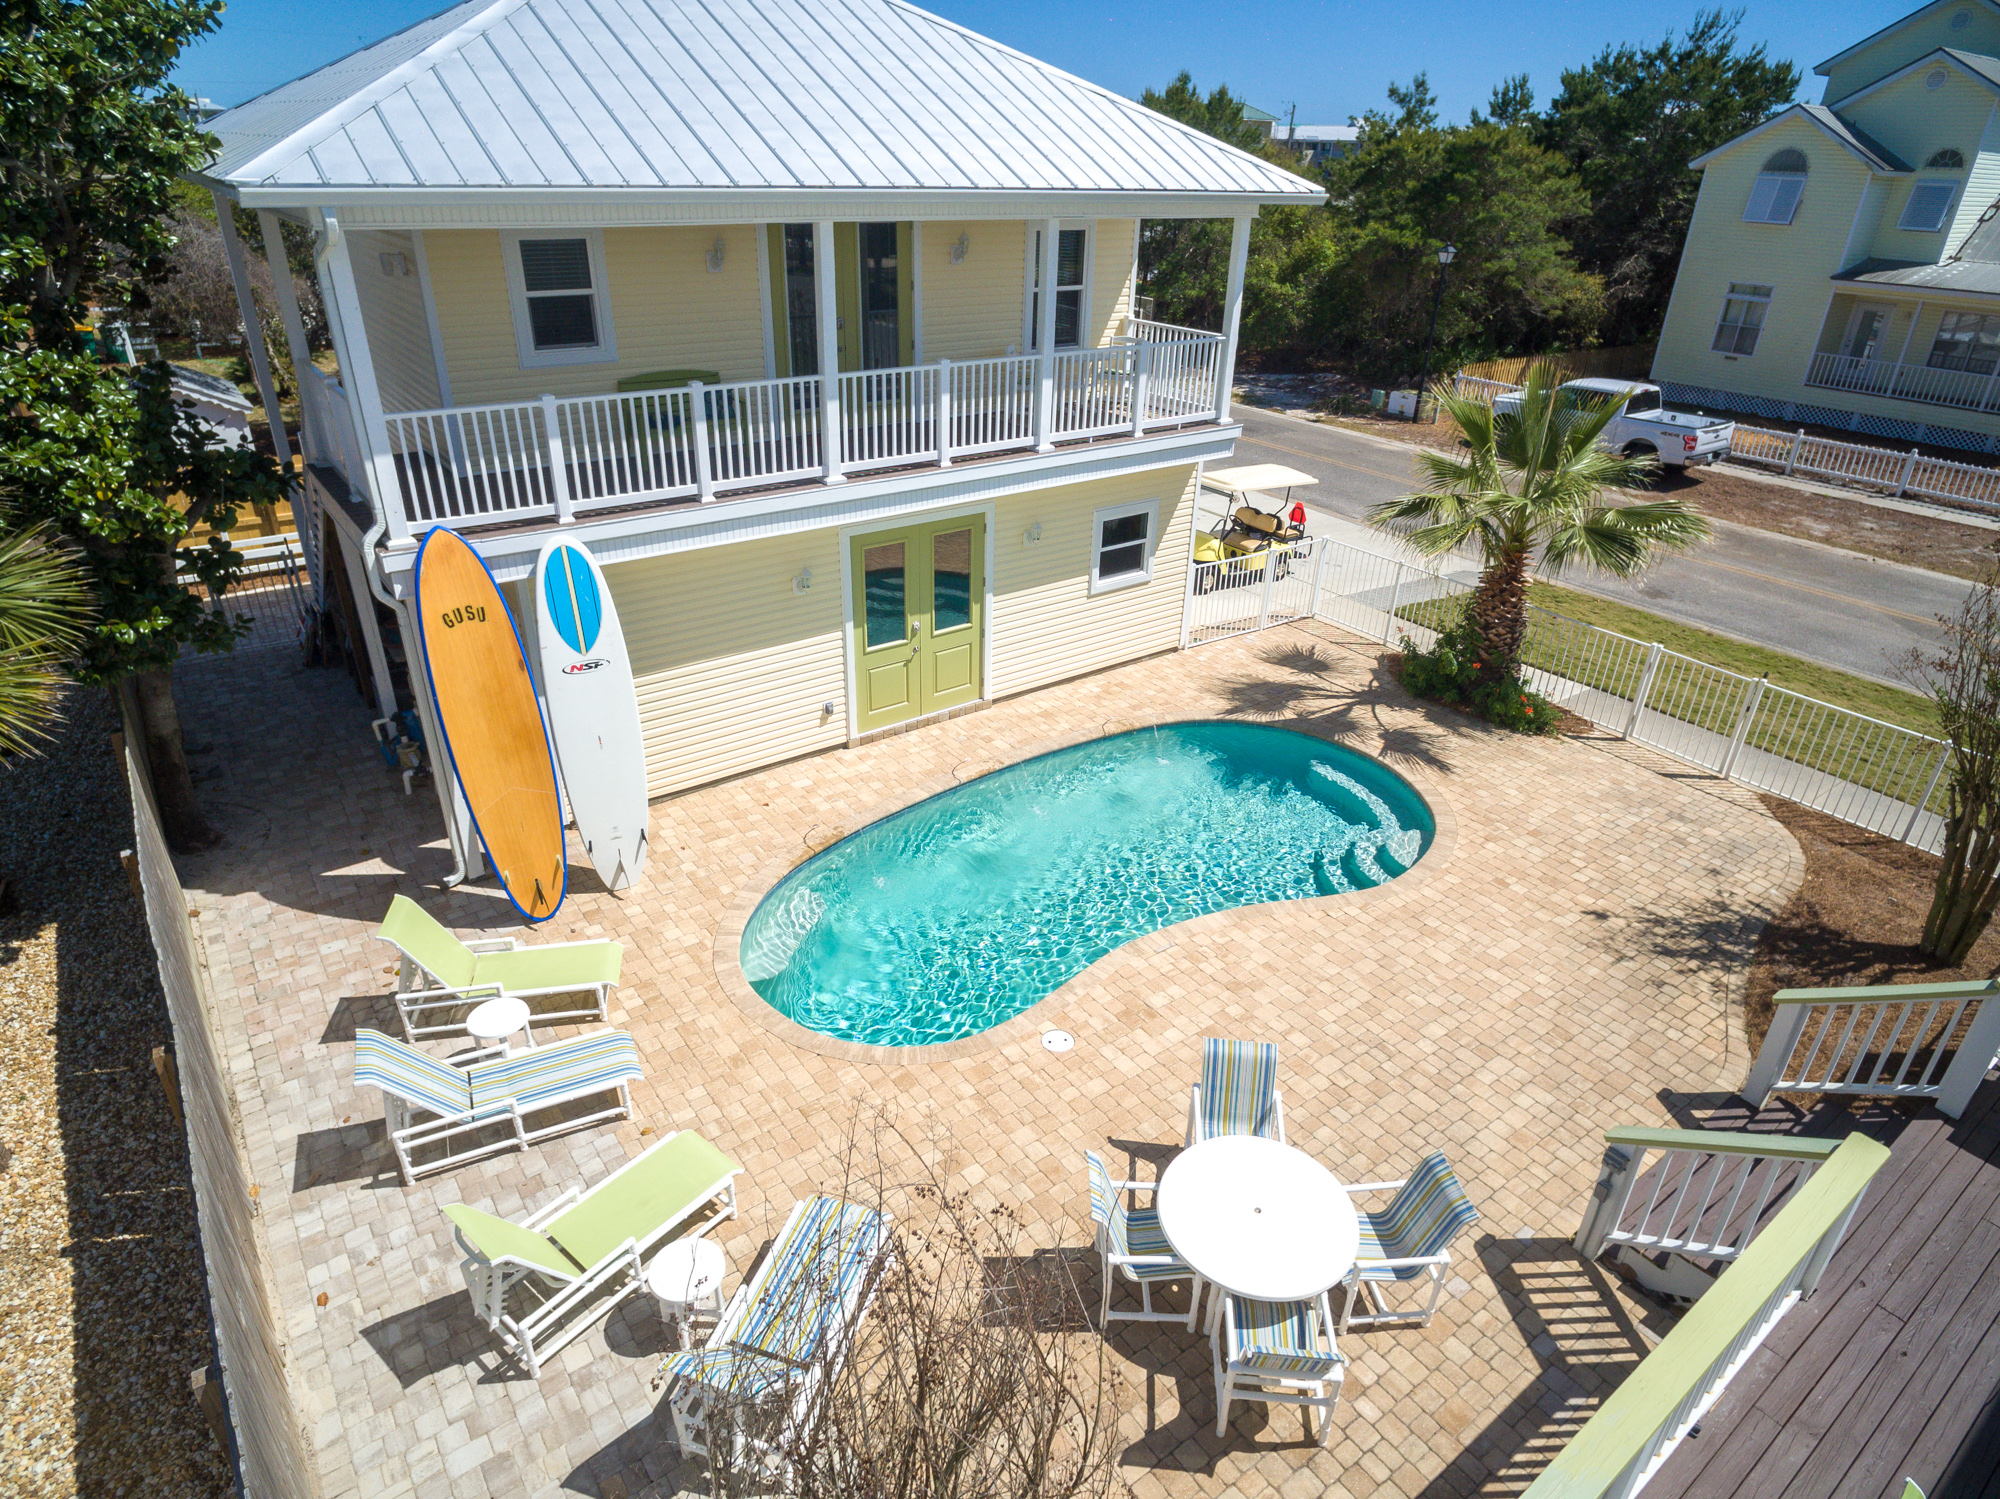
1743,978,2000,1118
348,323,1225,535
1804,349,2000,414
1535,1131,1890,1499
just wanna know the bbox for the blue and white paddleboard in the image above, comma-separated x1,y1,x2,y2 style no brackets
533,539,649,893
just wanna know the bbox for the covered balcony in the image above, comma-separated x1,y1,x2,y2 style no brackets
306,318,1226,539
1802,285,2000,420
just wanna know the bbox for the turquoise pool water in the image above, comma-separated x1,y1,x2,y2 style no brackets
740,722,1434,1046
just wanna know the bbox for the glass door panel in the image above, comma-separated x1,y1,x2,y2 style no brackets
860,222,900,370
925,526,979,707
783,224,818,377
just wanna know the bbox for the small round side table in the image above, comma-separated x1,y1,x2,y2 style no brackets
464,995,534,1054
647,1237,728,1349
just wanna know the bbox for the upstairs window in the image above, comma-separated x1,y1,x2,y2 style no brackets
1712,283,1773,355
1744,149,1807,225
506,232,616,367
1900,180,1961,232
1927,148,1966,169
1928,311,2000,375
1029,226,1088,350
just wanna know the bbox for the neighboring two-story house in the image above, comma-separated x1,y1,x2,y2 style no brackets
1652,0,2000,454
197,0,1319,882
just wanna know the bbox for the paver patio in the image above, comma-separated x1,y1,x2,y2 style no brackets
171,617,1801,1499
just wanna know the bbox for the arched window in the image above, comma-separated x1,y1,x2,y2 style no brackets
1746,149,1808,224
1928,148,1967,169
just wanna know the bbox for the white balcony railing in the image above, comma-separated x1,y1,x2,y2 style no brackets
1804,349,2000,414
356,323,1224,534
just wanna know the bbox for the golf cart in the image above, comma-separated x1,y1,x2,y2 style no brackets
1193,464,1318,593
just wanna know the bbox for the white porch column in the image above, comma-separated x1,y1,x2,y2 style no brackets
1034,218,1059,451
318,212,412,543
257,210,318,465
1215,212,1253,421
815,219,845,483
211,190,292,478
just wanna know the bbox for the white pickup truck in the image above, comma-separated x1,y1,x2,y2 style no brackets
1492,377,1735,470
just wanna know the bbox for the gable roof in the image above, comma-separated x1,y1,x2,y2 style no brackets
1827,44,2000,109
1687,103,1912,174
1816,0,2000,76
200,0,1321,207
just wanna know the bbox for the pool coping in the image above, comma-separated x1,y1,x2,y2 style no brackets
710,713,1461,1066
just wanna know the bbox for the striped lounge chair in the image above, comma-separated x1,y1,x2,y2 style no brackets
1086,1150,1194,1328
1212,1292,1346,1445
353,1027,643,1183
1186,1037,1286,1145
375,894,621,1042
662,1195,892,1467
443,1129,742,1376
1338,1151,1481,1332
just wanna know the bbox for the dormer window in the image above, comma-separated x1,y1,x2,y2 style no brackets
1901,180,1961,232
1744,149,1807,224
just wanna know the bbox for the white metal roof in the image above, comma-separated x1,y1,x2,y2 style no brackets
201,0,1323,209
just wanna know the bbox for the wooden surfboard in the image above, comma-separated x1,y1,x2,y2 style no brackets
534,538,649,893
412,527,566,923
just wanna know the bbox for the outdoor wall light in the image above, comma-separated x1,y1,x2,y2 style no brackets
950,232,969,264
1023,522,1041,546
706,237,726,273
792,565,812,595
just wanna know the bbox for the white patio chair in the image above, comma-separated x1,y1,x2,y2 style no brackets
1212,1292,1345,1446
1339,1150,1481,1333
1186,1037,1286,1145
1085,1150,1195,1327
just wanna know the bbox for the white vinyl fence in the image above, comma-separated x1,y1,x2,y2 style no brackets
1451,373,2000,514
1184,535,1952,854
182,532,314,656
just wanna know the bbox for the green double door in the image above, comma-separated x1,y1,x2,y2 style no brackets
851,518,985,733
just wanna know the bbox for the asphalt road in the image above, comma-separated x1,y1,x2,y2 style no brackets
1222,405,1973,687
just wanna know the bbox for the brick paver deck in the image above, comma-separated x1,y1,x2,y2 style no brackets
171,620,1801,1499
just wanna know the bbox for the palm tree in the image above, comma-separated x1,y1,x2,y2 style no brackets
1367,360,1712,686
0,511,93,757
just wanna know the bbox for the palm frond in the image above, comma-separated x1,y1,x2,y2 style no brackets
0,516,96,757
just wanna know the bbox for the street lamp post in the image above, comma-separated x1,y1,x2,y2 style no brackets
1411,242,1457,423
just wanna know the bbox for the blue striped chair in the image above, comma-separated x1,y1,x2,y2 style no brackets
1186,1037,1286,1146
1085,1151,1194,1328
353,1027,643,1183
662,1195,891,1468
1212,1292,1345,1445
1339,1151,1481,1332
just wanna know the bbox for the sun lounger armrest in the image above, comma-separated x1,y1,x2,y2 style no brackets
465,937,521,953
1341,1179,1409,1195
524,1185,585,1231
395,982,504,1004
1347,1252,1452,1274
445,1042,510,1068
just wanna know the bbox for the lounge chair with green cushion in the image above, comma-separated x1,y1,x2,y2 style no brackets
444,1129,743,1377
376,894,622,1042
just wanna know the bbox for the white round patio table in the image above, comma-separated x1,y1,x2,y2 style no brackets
464,995,534,1053
1156,1136,1360,1320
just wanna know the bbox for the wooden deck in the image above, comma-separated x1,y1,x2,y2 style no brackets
1643,1072,2000,1499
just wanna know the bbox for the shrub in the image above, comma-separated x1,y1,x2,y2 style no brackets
1399,618,1564,734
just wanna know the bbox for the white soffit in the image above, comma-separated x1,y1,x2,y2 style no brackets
203,0,1323,206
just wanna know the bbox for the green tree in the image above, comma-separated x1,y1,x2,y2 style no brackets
1136,73,1332,352
0,508,93,758
1367,361,1711,684
1318,87,1602,380
1535,9,1801,344
1,0,290,847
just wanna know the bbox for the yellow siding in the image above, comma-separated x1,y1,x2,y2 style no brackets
1653,115,1871,405
1089,219,1138,347
1838,67,1994,260
989,465,1193,698
612,531,848,798
423,225,767,408
1822,8,2000,105
921,219,1028,360
350,229,440,415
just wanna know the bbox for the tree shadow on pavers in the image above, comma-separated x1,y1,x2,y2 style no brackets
601,1293,681,1362
291,1120,402,1192
360,1290,530,1387
1577,890,1771,979
1426,1233,1658,1493
561,1408,690,1498
320,990,402,1044
1212,644,1460,776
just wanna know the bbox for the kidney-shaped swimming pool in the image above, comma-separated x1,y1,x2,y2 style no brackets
738,721,1435,1047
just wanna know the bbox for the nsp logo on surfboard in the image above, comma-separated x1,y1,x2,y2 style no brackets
561,659,609,675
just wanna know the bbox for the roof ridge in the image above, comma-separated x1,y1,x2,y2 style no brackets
227,0,536,185
877,0,1312,187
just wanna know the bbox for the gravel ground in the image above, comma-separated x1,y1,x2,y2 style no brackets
0,689,232,1499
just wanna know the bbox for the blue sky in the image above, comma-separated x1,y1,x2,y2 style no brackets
173,0,1884,122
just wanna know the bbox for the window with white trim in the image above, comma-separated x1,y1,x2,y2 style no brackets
1743,148,1807,224
505,232,617,367
1090,498,1158,594
1899,179,1961,232
1029,226,1089,350
1928,311,2000,375
1711,284,1772,355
